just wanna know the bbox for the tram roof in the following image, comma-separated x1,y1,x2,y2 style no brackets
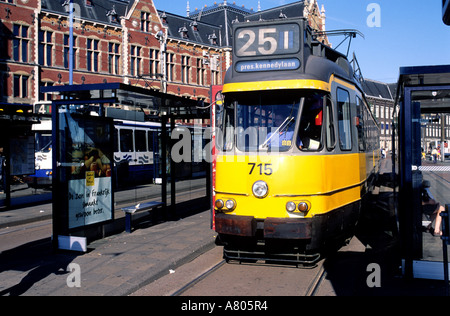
395,65,450,114
223,49,356,92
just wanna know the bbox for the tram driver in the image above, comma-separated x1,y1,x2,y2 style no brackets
264,112,296,149
297,93,324,151
262,93,325,152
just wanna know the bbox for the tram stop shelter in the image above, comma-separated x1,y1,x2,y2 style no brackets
395,65,450,280
41,82,210,251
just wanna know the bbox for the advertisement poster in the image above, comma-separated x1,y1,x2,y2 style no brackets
68,175,112,229
60,113,114,230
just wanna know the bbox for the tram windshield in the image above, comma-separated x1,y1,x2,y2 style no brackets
219,90,327,153
36,133,52,153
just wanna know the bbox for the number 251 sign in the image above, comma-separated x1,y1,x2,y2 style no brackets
235,23,300,57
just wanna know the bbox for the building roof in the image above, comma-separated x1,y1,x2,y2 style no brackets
362,78,394,100
189,1,305,47
159,11,222,46
41,0,133,26
244,2,304,22
189,2,253,47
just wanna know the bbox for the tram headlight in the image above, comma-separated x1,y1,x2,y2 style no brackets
225,199,236,211
252,181,268,199
286,201,296,212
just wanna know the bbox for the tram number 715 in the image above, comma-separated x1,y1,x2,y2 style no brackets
248,163,273,176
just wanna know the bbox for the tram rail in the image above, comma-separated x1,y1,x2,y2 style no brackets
169,249,332,296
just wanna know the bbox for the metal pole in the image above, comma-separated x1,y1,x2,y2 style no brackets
161,115,167,221
441,114,446,162
170,117,176,219
51,100,59,251
69,0,74,85
442,206,450,296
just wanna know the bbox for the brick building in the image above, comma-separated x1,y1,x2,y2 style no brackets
0,0,225,111
0,0,328,113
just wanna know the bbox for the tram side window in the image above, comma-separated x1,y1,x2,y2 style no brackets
217,101,235,152
298,93,324,151
147,131,154,152
114,128,119,153
135,130,147,152
120,129,134,152
337,88,352,151
325,95,336,151
356,96,366,151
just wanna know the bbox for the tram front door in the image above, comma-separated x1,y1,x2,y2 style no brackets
397,66,450,279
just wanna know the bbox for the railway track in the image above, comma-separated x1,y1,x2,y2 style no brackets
159,246,332,297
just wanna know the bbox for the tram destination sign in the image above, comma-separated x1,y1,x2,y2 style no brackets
236,58,300,72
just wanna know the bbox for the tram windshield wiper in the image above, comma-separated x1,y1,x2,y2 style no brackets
261,116,294,149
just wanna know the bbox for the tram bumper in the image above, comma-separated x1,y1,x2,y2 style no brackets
264,217,312,240
215,213,312,240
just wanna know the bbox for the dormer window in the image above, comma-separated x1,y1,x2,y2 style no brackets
86,0,92,6
190,20,198,32
160,12,167,25
179,25,188,39
106,5,119,23
208,32,217,45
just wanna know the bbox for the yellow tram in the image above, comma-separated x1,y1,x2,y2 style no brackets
212,18,380,265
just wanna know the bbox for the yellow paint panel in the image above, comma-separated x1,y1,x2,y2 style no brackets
215,154,367,219
222,75,357,94
222,79,330,93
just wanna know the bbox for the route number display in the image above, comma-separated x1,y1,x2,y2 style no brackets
235,23,300,57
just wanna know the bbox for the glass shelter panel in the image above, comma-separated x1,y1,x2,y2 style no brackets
42,82,210,242
397,78,450,280
412,90,450,264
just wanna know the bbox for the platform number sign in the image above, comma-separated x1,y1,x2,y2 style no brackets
34,103,52,115
235,23,300,57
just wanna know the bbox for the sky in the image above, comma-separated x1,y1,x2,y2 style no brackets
153,0,450,83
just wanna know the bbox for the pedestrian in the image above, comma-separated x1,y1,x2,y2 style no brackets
422,181,444,236
432,147,438,163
